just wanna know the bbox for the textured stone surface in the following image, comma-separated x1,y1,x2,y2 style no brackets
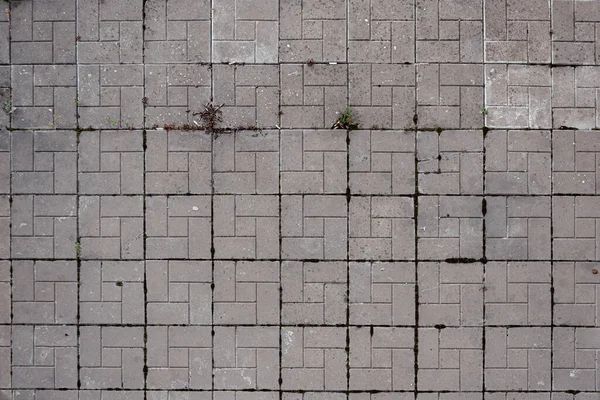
1,0,597,398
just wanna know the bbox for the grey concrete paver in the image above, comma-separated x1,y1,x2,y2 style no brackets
2,0,599,398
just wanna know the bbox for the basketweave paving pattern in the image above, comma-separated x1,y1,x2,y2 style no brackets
2,0,600,399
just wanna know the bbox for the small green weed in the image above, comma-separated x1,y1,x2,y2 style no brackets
332,106,358,130
75,242,81,259
481,107,488,116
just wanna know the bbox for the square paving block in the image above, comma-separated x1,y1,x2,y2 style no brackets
282,195,347,260
147,326,212,389
553,130,600,194
553,327,600,391
214,261,279,325
12,195,77,259
418,327,483,391
79,326,144,389
485,327,551,391
349,327,414,390
214,326,279,390
485,262,551,326
79,130,144,194
350,130,415,195
147,260,212,325
486,196,551,260
553,262,600,326
146,130,212,194
418,196,483,260
485,130,551,195
282,261,347,325
418,262,483,327
12,325,77,389
79,261,144,324
281,130,347,194
350,196,415,260
146,196,211,259
349,261,415,325
214,195,279,259
418,130,483,194
79,196,144,259
11,131,77,194
281,327,346,391
12,261,77,324
214,130,279,194
553,196,600,261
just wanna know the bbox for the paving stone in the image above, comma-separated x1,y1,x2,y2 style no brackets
215,393,279,400
418,130,483,194
214,195,279,259
349,327,414,390
11,130,77,193
79,196,144,259
280,0,346,62
281,129,347,194
417,64,484,129
552,0,600,65
0,328,9,388
418,327,483,391
12,325,77,389
213,64,279,129
282,195,347,260
485,262,551,326
418,196,483,260
0,71,9,129
282,261,347,325
214,327,279,390
146,260,212,325
485,130,551,195
553,130,600,194
553,327,600,391
214,261,279,325
553,196,600,261
146,196,211,259
10,0,76,64
281,327,346,391
348,0,414,63
144,0,210,63
486,196,551,260
484,0,550,63
12,260,77,324
79,261,144,325
485,327,551,391
281,64,347,129
349,130,414,195
554,262,600,327
214,130,279,194
146,130,212,194
12,195,77,259
289,394,348,400
416,0,483,63
11,390,80,400
0,196,8,259
418,262,483,327
349,261,415,325
81,392,145,400
213,0,278,63
145,65,211,128
79,326,144,389
349,196,415,260
148,392,212,400
11,66,77,129
79,130,143,194
485,65,551,129
349,65,416,130
351,394,414,400
422,395,481,400
552,67,600,130
0,261,9,323
147,326,212,389
0,7,8,66
78,66,144,129
484,394,548,400
77,0,143,63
